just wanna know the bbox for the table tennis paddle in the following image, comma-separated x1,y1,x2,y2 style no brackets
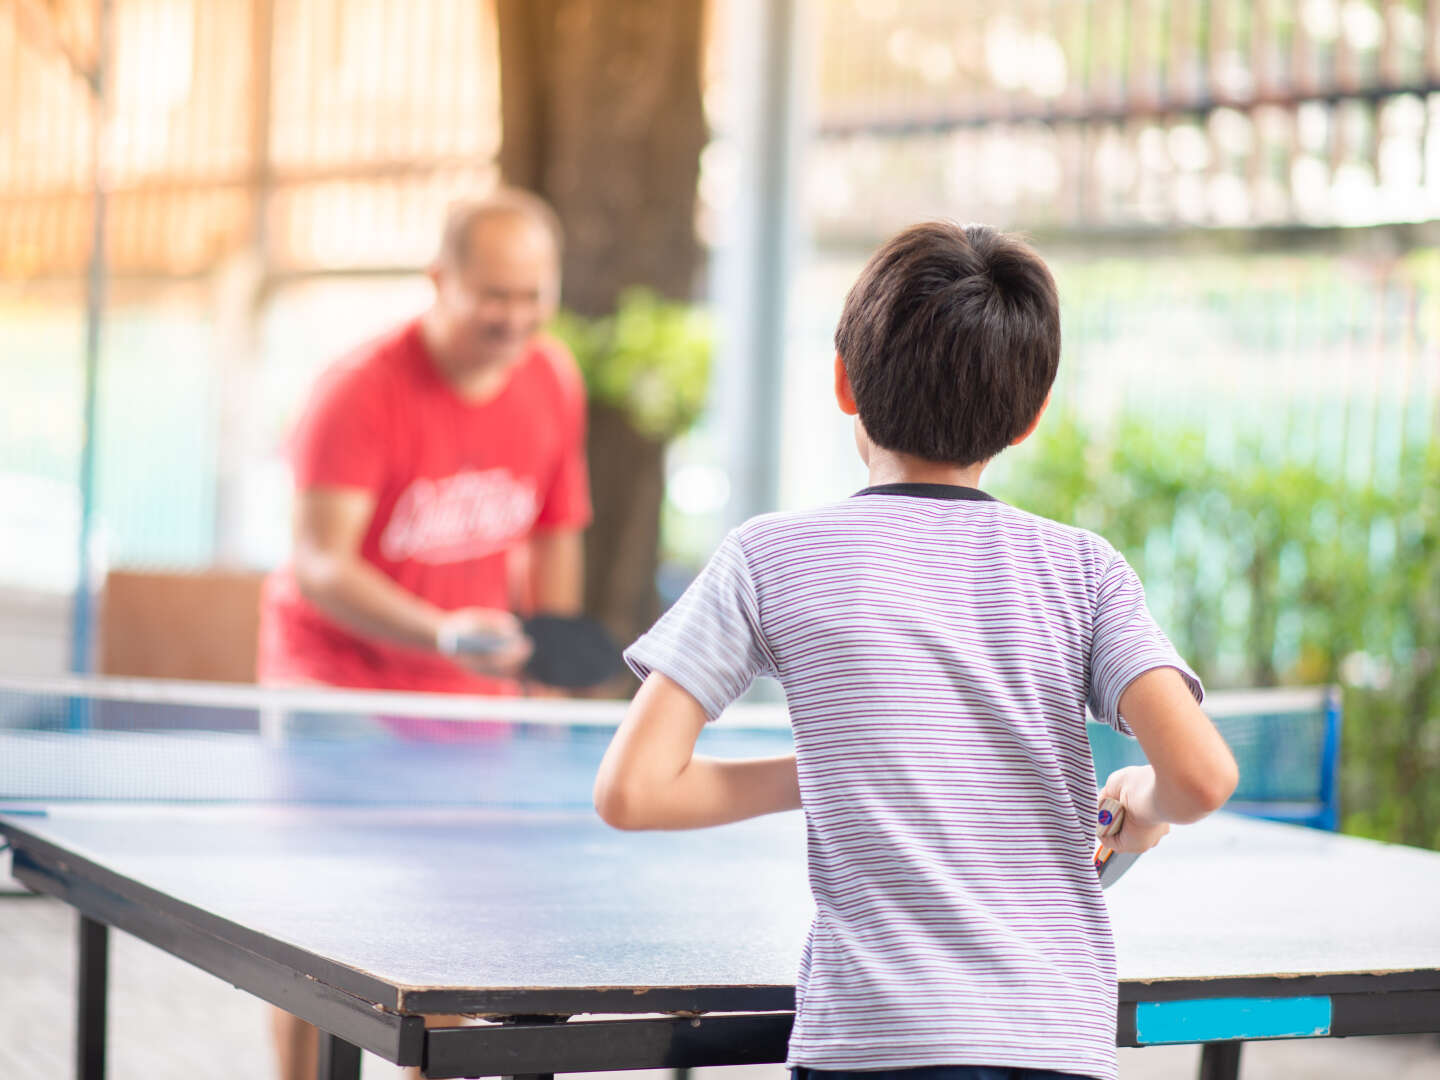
454,614,623,690
1094,796,1141,888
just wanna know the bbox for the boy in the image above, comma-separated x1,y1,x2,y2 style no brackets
594,222,1238,1080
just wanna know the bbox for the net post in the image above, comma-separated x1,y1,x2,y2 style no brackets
1318,685,1343,832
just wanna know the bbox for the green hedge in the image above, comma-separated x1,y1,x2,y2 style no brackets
550,288,713,442
994,411,1440,849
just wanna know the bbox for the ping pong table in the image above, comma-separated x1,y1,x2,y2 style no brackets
3,676,1439,1080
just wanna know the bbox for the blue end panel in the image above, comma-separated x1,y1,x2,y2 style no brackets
1136,996,1333,1044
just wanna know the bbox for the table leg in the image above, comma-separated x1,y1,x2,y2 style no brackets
77,915,108,1080
1199,1040,1243,1080
317,1032,362,1080
500,1013,560,1080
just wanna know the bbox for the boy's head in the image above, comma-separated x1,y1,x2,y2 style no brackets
834,222,1060,467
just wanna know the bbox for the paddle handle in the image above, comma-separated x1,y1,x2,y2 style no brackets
453,631,522,655
1093,796,1138,887
1097,796,1125,840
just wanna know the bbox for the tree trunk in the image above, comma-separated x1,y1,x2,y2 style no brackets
496,0,707,655
497,0,707,315
583,404,666,643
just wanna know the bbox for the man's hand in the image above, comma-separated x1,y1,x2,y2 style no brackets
1097,765,1171,854
436,608,533,678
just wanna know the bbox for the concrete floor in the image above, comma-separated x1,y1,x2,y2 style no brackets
3,889,1438,1080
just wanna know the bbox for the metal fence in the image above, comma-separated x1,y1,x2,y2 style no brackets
812,0,1440,237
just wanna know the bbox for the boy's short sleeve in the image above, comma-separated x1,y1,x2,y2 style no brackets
1088,552,1204,734
623,530,778,721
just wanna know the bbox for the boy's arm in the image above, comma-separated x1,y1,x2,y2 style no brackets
594,672,801,831
1100,667,1240,853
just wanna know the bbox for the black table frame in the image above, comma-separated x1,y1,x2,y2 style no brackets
9,823,1440,1080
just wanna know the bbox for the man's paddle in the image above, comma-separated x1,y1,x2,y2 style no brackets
455,614,623,689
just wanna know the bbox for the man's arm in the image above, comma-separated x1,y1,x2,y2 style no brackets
527,528,584,615
594,671,801,831
292,487,444,647
292,487,527,671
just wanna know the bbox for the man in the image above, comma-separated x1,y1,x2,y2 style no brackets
259,188,588,693
257,189,590,1079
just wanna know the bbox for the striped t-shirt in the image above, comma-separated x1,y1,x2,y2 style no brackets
623,483,1202,1080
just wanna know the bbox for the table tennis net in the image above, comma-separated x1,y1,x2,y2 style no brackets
0,677,788,809
1089,686,1340,830
0,676,1338,826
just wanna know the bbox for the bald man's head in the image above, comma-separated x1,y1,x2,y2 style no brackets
425,189,564,382
437,189,563,271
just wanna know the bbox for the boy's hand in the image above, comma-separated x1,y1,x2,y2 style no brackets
1098,766,1171,854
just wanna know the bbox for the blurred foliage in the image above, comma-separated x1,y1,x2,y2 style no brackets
1000,411,1440,851
550,288,714,442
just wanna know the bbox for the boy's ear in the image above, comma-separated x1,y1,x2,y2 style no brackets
1011,393,1051,446
834,353,859,416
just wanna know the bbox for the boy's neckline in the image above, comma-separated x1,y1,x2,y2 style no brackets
854,482,997,502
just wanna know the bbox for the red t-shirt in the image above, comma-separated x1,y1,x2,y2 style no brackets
257,320,592,693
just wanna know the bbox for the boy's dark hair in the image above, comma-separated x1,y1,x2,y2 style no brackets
835,222,1060,466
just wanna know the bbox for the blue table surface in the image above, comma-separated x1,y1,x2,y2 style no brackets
6,804,1440,1007
3,718,1439,1016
